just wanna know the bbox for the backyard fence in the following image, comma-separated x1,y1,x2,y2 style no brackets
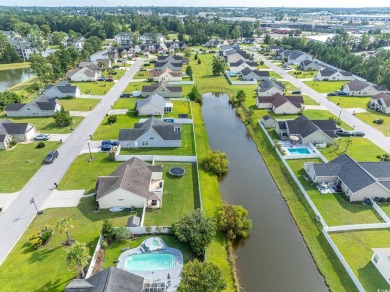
326,223,390,233
126,226,171,235
85,235,103,279
224,70,257,85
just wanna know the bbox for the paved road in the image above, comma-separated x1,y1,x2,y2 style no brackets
0,59,143,265
254,52,390,153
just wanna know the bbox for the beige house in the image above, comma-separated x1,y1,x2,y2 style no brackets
136,94,173,116
257,93,304,114
258,80,285,96
369,92,390,114
66,67,101,82
315,67,353,81
96,158,164,209
149,68,182,82
371,248,390,285
6,95,61,117
342,80,388,96
304,154,390,202
0,118,37,144
141,81,182,98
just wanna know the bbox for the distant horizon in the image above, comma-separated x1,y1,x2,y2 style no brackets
3,0,390,9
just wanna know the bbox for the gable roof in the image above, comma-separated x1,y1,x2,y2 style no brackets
288,50,305,60
319,67,352,77
301,60,316,66
372,92,390,107
136,94,167,111
229,59,245,67
142,81,182,93
154,61,182,68
149,68,182,78
0,118,34,135
45,81,78,94
67,67,99,78
284,115,336,139
157,55,183,62
344,79,372,91
258,93,303,109
258,80,285,92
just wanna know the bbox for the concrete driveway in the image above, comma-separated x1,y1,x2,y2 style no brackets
41,190,86,209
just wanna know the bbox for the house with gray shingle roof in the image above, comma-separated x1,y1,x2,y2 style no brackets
299,60,321,71
315,67,353,81
119,117,182,149
5,95,61,117
257,93,304,114
141,81,182,98
275,115,337,145
0,118,36,145
369,92,390,114
287,50,312,65
153,61,182,72
229,59,257,73
304,154,390,202
258,80,285,96
65,266,145,292
241,68,269,81
149,68,182,82
44,81,81,98
66,67,101,82
342,80,388,96
96,157,164,209
136,94,173,116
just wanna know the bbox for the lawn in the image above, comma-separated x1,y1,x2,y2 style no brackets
132,71,149,79
101,69,126,80
71,81,115,95
144,163,200,226
330,230,390,291
328,96,370,109
288,70,317,79
123,81,156,94
9,76,39,101
59,98,100,111
0,62,30,71
0,141,60,192
164,101,192,118
320,137,388,162
302,95,319,105
0,115,83,134
92,111,139,140
0,196,134,292
269,71,282,79
380,202,390,218
58,153,121,194
287,159,383,226
119,124,195,156
356,109,390,136
282,81,299,93
112,97,141,110
303,80,347,93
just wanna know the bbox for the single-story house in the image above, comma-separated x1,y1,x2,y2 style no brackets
229,60,257,73
88,49,118,62
275,115,337,145
343,80,388,96
257,93,304,114
141,81,182,98
241,68,269,81
119,117,182,149
77,61,101,71
0,134,12,150
304,154,390,202
258,80,286,96
149,68,182,82
96,157,164,209
203,39,227,48
267,45,284,53
369,92,390,114
0,118,37,143
226,51,247,64
371,248,390,285
298,60,321,71
65,267,145,292
154,61,182,72
287,50,312,65
66,67,101,82
261,115,276,128
315,67,354,81
157,55,184,63
5,95,61,117
44,81,81,98
136,94,173,116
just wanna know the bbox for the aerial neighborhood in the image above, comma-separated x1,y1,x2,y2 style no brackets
1,4,390,292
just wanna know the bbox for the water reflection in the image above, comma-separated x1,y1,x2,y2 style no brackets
0,68,33,91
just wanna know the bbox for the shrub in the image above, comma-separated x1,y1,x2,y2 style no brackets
53,107,72,127
101,240,108,250
29,226,53,249
9,139,17,148
145,226,152,233
101,220,115,243
36,142,45,149
377,155,382,159
198,59,201,65
107,115,118,124
387,197,390,203
114,227,132,241
201,150,229,175
259,60,264,65
379,197,386,203
215,204,252,240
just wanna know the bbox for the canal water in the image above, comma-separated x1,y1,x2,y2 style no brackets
0,68,32,91
201,93,328,292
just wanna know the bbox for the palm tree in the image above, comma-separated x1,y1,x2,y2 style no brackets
66,242,91,279
56,217,74,245
344,138,353,153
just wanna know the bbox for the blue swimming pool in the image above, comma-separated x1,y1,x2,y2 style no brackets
287,148,311,155
124,253,175,271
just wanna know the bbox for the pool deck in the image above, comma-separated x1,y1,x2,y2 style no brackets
279,141,323,160
117,237,183,291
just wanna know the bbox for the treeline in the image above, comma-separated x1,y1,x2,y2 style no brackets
279,34,390,88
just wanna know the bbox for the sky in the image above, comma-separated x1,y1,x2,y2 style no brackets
2,0,390,8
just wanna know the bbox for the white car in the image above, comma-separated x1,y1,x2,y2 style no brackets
34,134,50,141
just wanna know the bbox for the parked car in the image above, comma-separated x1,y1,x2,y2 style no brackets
34,134,50,141
336,129,352,137
97,77,106,81
283,66,292,70
327,92,337,97
102,140,118,146
120,93,132,98
363,197,373,206
101,144,112,151
140,68,147,71
351,130,365,137
336,90,348,96
291,90,302,94
149,60,156,63
113,65,120,69
106,78,114,82
44,150,59,164
117,59,123,63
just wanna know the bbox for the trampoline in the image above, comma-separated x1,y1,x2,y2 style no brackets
169,167,186,177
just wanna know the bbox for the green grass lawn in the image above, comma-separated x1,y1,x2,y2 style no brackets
287,159,383,226
123,81,156,93
163,101,192,118
0,197,133,292
328,96,370,109
258,63,269,69
119,124,195,156
303,81,347,93
282,81,299,93
104,235,196,269
0,142,60,192
356,110,390,136
112,98,141,110
269,71,282,79
92,111,139,140
59,98,100,111
9,76,39,101
102,69,126,80
71,81,115,95
320,137,388,162
288,70,317,79
132,71,149,79
0,62,30,71
0,115,83,134
302,95,319,105
144,163,200,226
58,153,121,194
379,203,390,218
330,230,390,291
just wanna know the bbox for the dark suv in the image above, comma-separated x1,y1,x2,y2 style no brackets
44,150,59,164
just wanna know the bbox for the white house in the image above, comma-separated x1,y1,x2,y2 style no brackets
260,115,276,128
5,95,61,117
153,61,182,72
369,93,390,114
315,67,354,81
229,60,257,74
136,94,173,116
299,60,321,71
371,248,390,285
149,68,182,82
286,50,312,65
241,68,269,81
96,157,164,209
257,93,304,114
66,67,101,82
267,46,284,53
141,81,182,98
72,37,85,50
343,80,388,96
0,134,12,150
119,117,182,149
140,33,164,44
0,118,37,143
115,32,134,45
258,80,285,96
44,81,81,98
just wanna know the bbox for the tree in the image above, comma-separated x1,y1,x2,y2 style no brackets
53,107,72,127
264,34,272,45
102,220,115,243
56,217,74,245
216,204,252,240
194,54,198,60
171,210,216,257
114,227,132,241
230,89,246,107
185,65,193,78
0,91,23,110
212,57,226,75
183,48,192,58
201,150,229,175
66,242,91,279
29,54,53,83
107,115,118,124
132,31,140,46
344,138,353,153
187,85,202,103
179,259,226,292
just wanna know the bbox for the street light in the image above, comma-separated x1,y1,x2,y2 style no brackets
30,198,43,215
338,110,341,124
87,142,93,161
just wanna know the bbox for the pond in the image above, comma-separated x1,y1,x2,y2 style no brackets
0,68,33,91
201,93,328,291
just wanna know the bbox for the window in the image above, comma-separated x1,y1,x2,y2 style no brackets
373,254,379,263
